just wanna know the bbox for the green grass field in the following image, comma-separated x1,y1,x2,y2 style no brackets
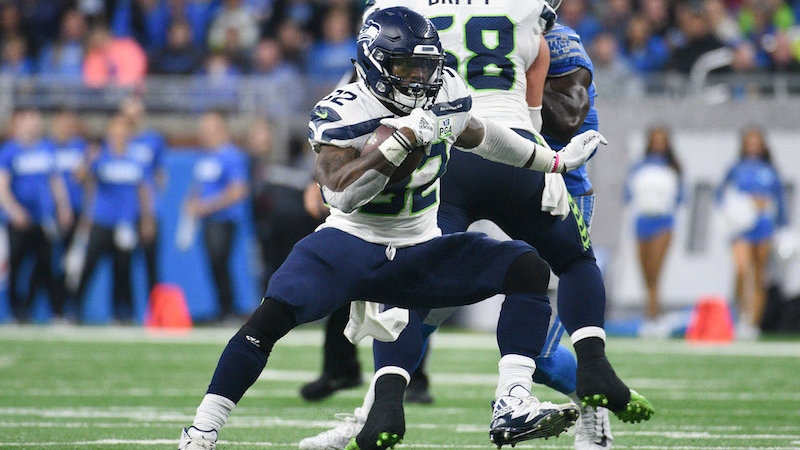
1,325,799,449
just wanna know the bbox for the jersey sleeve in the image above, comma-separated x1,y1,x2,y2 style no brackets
307,84,389,153
546,25,594,79
0,144,13,173
226,148,249,185
431,67,473,139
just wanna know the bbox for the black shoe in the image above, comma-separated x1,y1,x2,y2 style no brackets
405,371,433,405
404,375,433,404
300,373,363,401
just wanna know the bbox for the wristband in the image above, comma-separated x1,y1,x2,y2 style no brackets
378,130,413,167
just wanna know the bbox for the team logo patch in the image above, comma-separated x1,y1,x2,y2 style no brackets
438,118,453,140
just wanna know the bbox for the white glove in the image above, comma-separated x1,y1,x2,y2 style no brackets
380,108,437,149
556,130,607,173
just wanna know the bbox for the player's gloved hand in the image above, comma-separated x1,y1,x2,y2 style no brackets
380,108,436,150
555,130,607,173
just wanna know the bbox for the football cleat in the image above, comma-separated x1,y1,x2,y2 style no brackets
300,373,364,402
179,426,217,450
574,405,613,450
298,408,366,450
343,432,402,450
490,396,579,448
582,390,654,423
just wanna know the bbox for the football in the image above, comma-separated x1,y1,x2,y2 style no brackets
361,124,425,187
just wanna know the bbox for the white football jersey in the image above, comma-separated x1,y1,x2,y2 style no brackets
308,67,473,247
364,0,546,132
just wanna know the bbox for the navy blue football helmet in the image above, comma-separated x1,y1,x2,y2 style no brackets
355,7,444,114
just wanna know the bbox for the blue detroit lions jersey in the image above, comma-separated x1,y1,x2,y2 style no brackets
0,138,57,223
193,143,249,223
719,158,787,227
544,23,599,196
90,148,145,226
308,67,473,247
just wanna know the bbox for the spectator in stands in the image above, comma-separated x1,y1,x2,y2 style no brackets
149,20,204,75
667,1,727,74
16,0,66,56
624,126,683,338
558,0,603,48
639,0,672,37
73,114,154,324
0,109,73,323
621,15,671,74
768,31,800,73
220,27,251,72
167,0,221,49
250,38,304,116
590,31,643,97
304,7,356,90
83,24,148,88
50,108,89,320
37,9,87,81
0,3,22,44
594,0,634,42
193,51,241,111
718,127,787,340
706,0,743,45
208,0,260,52
119,96,166,295
185,111,249,323
111,0,172,52
0,34,34,77
275,19,310,67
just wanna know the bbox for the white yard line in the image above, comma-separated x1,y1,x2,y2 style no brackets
1,325,799,357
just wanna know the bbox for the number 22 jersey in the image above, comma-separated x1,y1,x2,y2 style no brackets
308,67,473,248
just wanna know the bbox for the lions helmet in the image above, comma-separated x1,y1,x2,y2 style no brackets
355,7,445,114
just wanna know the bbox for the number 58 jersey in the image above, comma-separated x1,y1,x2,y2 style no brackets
308,68,473,248
364,0,547,132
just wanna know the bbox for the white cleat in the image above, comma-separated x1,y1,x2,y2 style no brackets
298,407,366,450
574,405,613,450
179,426,218,450
490,396,579,448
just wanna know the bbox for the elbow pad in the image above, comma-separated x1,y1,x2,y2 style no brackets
469,117,560,173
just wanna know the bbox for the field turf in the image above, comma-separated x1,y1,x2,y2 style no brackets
1,325,799,449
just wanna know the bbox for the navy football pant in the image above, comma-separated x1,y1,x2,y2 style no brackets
206,227,552,402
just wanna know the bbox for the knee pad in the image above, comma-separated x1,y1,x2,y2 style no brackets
234,298,297,355
503,251,551,295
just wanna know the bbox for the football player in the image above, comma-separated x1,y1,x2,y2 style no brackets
299,1,653,450
178,7,604,450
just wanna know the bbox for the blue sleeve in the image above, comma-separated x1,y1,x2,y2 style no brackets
623,162,641,203
227,149,249,185
0,144,12,172
111,0,133,37
716,166,736,204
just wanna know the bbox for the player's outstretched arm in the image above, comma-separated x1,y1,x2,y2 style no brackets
455,115,606,173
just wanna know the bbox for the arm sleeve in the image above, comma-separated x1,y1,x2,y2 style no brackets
461,116,558,173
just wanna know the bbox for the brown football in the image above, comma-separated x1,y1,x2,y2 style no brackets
361,124,425,187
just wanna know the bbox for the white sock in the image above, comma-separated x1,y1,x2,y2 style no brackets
495,354,536,399
360,366,410,416
570,326,606,345
192,393,236,432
